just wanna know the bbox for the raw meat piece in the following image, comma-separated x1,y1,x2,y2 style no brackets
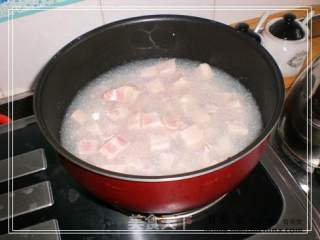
180,125,204,147
180,95,197,105
227,122,249,135
85,122,102,136
229,99,242,108
146,79,165,93
162,113,187,130
196,63,214,80
61,58,263,176
99,136,129,159
205,104,218,114
180,95,199,113
141,112,164,129
140,66,159,79
103,85,140,103
102,88,120,101
173,77,188,89
106,105,129,121
157,59,176,77
190,109,211,125
78,139,99,155
222,93,243,109
71,109,88,124
150,134,171,151
127,111,142,130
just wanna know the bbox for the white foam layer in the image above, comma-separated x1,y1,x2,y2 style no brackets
60,58,263,176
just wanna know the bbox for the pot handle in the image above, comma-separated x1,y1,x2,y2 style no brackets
235,23,261,44
0,114,11,125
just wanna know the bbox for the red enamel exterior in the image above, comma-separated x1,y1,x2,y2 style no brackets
61,138,267,214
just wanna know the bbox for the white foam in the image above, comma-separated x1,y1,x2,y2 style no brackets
60,58,263,176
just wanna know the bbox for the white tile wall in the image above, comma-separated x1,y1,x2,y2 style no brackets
0,0,317,97
0,0,103,98
100,0,215,24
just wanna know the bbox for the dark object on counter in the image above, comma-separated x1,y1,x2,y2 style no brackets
0,93,33,120
33,15,284,214
235,22,261,43
279,55,320,170
316,168,320,182
269,13,305,40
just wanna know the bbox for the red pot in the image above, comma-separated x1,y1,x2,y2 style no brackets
34,15,284,213
62,140,267,213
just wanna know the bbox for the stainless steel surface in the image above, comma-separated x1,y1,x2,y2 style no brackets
0,219,60,240
0,181,54,221
0,149,47,183
277,54,320,170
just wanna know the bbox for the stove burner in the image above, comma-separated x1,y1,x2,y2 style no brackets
130,194,227,226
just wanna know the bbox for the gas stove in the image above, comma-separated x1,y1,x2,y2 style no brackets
0,94,319,240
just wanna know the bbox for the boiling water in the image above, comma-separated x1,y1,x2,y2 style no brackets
60,58,263,176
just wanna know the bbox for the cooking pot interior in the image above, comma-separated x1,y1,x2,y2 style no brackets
35,16,283,155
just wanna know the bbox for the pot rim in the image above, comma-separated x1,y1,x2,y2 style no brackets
34,14,285,182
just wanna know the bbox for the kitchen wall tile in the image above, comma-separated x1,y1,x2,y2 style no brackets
0,22,8,99
0,0,103,97
101,0,215,24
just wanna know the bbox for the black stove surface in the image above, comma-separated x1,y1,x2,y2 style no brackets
0,115,318,240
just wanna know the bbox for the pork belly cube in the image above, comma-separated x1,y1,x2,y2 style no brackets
99,136,129,159
102,88,119,102
78,139,99,155
106,105,129,121
221,93,242,109
141,112,164,129
127,111,142,130
180,95,198,113
191,109,211,125
157,59,176,77
227,122,249,136
180,125,204,147
180,95,197,105
71,109,88,125
85,122,103,136
120,85,141,102
161,113,187,130
146,79,165,93
196,63,214,80
103,85,140,103
140,65,159,79
150,134,171,151
173,77,188,89
229,99,242,108
205,104,218,114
